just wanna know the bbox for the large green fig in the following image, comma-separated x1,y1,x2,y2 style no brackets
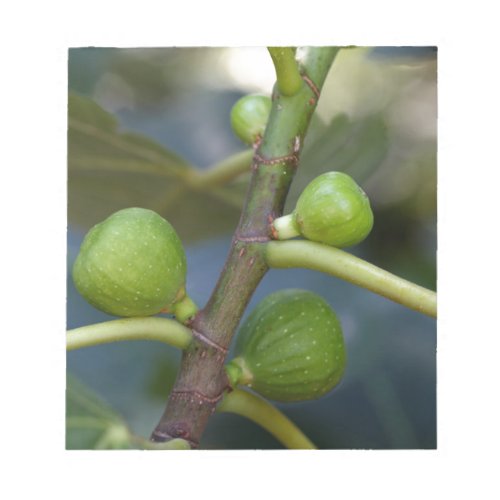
272,171,374,247
227,289,346,402
230,94,272,145
72,207,190,318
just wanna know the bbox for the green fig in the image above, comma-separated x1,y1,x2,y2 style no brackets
72,207,193,319
230,94,272,145
227,289,346,402
272,171,374,247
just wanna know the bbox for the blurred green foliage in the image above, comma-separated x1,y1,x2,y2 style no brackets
68,46,436,253
66,373,132,449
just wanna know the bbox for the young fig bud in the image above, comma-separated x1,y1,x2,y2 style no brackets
230,94,272,145
227,289,346,402
272,171,374,248
72,207,192,318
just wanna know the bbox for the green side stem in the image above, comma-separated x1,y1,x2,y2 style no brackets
217,389,316,450
66,317,193,351
193,149,253,187
267,47,303,96
272,213,301,239
156,150,252,214
266,240,437,318
172,294,199,324
225,357,253,387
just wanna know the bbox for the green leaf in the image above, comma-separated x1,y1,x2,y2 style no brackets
68,93,243,243
66,373,191,450
287,112,388,211
68,94,387,244
66,373,132,449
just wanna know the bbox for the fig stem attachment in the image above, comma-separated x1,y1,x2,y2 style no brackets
267,47,303,97
271,213,301,240
266,240,437,318
217,388,316,450
66,317,193,351
224,357,253,388
171,293,199,324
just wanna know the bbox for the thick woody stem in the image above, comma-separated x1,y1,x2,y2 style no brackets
150,48,340,447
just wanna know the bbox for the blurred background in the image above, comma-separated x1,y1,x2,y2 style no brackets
66,46,437,449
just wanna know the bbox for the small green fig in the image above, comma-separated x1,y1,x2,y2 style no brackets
272,171,374,248
227,289,346,402
72,207,191,318
230,94,272,145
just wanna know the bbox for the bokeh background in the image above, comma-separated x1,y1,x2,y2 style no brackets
66,46,437,449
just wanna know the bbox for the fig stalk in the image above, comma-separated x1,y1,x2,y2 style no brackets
217,389,316,449
271,213,301,240
268,47,303,97
266,240,437,318
171,293,199,324
225,357,253,387
66,317,193,351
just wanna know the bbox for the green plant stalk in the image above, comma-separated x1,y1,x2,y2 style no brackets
266,240,437,318
217,389,316,450
268,47,303,96
190,149,253,188
154,150,253,214
151,47,340,447
66,317,193,351
272,213,301,239
171,294,199,324
225,357,253,387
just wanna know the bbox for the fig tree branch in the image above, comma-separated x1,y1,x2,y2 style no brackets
150,47,340,447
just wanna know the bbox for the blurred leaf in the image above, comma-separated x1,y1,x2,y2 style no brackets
66,373,191,449
106,48,221,106
68,94,388,243
68,93,243,243
68,92,118,131
145,357,181,401
66,373,132,449
68,48,116,95
286,112,388,211
368,47,437,65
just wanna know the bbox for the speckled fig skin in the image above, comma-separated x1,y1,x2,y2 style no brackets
230,94,272,145
294,171,373,247
72,207,187,317
235,289,346,402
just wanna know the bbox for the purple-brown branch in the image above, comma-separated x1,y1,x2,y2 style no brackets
151,48,340,447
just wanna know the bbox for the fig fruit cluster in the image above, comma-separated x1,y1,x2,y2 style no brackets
226,289,346,402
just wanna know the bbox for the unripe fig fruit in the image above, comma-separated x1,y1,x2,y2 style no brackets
230,94,272,145
73,207,189,318
273,171,374,247
228,289,346,402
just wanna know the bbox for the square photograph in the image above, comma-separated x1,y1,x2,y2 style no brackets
66,46,437,450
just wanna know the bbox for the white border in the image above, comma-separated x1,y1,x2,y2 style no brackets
4,0,499,498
